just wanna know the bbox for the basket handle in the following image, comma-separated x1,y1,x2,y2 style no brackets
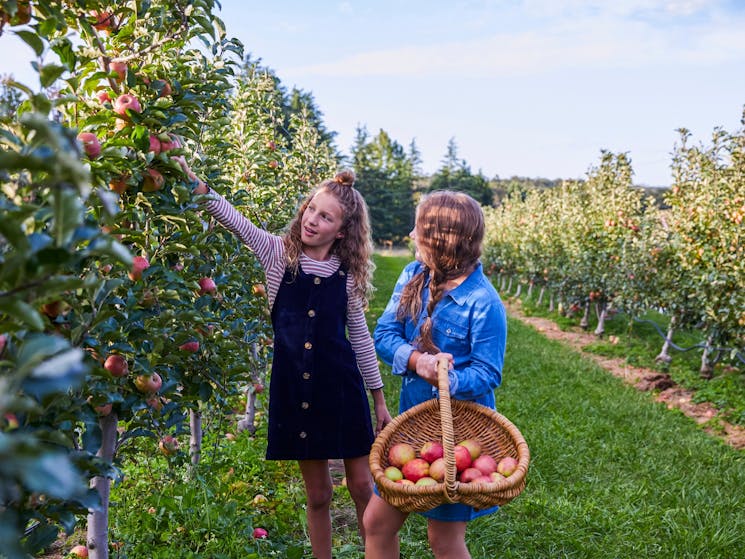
436,357,460,503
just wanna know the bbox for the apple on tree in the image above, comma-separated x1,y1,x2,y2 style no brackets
179,340,199,353
129,255,150,281
253,527,268,539
142,168,164,192
134,372,162,394
198,277,217,295
68,544,89,557
109,60,128,82
77,132,101,159
104,354,128,377
113,93,141,116
158,435,179,456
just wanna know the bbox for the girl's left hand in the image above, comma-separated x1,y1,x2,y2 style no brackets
415,352,453,386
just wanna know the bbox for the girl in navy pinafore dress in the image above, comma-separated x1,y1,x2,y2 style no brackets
176,158,392,559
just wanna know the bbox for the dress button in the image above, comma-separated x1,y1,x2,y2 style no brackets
304,341,312,350
308,309,316,317
303,372,311,380
301,402,309,410
299,431,307,439
313,277,321,285
339,270,346,276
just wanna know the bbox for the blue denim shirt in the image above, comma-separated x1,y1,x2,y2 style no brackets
374,260,507,414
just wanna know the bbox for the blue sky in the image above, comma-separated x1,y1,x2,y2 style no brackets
3,0,745,186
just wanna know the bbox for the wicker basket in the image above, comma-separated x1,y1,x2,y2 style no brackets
370,358,530,512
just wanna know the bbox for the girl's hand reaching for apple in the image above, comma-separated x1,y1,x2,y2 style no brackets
172,155,208,195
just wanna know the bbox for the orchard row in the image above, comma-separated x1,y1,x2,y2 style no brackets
482,139,744,377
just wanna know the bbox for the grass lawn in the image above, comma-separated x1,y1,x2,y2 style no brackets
60,254,743,559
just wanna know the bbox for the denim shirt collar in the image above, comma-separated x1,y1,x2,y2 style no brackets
442,262,484,306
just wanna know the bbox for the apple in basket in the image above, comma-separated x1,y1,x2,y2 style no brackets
459,467,484,483
472,454,498,476
419,440,444,463
453,444,473,472
402,458,430,482
457,438,482,460
388,442,416,468
384,466,403,482
415,476,438,486
496,456,519,477
428,457,446,482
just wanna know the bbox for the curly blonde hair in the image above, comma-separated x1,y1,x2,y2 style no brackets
283,170,375,307
397,191,484,353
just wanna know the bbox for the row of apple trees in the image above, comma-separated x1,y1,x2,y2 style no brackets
0,1,336,558
483,120,745,379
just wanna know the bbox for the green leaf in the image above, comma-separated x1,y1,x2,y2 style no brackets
0,299,45,331
39,64,67,88
52,187,84,247
14,30,44,57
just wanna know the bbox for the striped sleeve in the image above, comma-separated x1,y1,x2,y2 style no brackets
346,281,384,390
203,190,286,307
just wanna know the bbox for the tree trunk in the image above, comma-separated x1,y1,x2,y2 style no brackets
189,408,203,468
655,314,676,364
537,286,545,307
87,412,118,559
700,334,714,379
500,275,507,292
548,293,555,312
526,281,534,299
580,302,590,330
237,343,260,435
594,303,607,337
513,282,522,298
506,276,513,294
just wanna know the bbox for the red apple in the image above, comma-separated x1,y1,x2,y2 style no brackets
457,439,482,460
151,79,172,97
78,132,101,159
459,467,483,483
134,372,162,394
148,134,161,154
142,168,164,192
489,472,504,483
94,89,111,103
198,277,217,295
388,442,416,468
384,466,403,482
4,413,19,430
496,456,518,477
179,340,199,353
158,435,179,456
396,478,415,485
159,134,181,152
253,527,268,539
402,458,430,482
428,457,446,482
146,396,164,411
268,160,278,169
253,382,264,394
94,403,113,416
266,140,276,151
419,440,444,463
109,175,128,194
8,1,31,25
225,432,236,441
129,256,149,281
473,475,494,484
93,11,116,33
252,283,267,297
472,454,498,476
104,354,128,377
113,93,141,116
69,544,89,558
453,444,472,472
110,61,128,82
0,333,7,355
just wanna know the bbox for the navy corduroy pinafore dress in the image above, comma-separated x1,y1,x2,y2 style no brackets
266,265,374,460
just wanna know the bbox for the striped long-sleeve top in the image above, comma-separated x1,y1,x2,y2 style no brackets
204,190,384,391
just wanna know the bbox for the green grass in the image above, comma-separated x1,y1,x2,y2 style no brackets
73,255,744,559
514,287,745,426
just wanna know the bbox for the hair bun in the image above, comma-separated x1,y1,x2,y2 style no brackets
333,169,356,187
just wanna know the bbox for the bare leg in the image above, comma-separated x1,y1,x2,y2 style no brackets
298,460,333,559
427,518,470,559
342,455,374,541
363,493,408,559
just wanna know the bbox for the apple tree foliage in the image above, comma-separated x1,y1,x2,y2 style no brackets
483,136,744,374
1,1,337,557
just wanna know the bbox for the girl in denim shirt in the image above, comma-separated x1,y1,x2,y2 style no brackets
364,191,507,559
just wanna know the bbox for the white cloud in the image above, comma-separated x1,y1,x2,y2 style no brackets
284,13,745,79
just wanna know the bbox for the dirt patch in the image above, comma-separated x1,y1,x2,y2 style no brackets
504,299,745,450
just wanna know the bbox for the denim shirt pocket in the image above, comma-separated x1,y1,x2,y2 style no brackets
432,317,470,355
